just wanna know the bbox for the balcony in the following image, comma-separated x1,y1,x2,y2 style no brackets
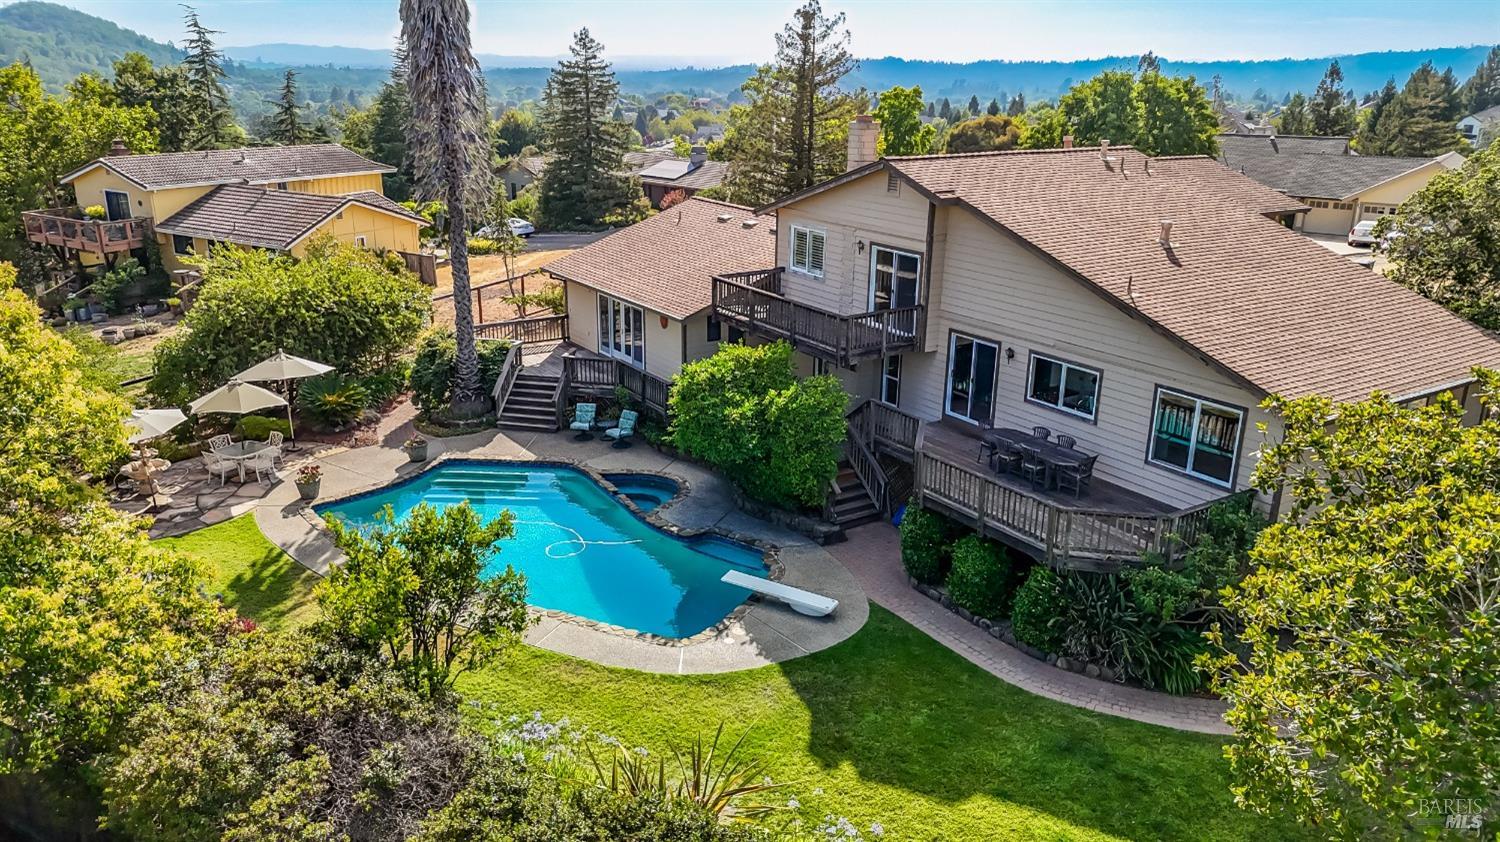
22,208,150,255
711,268,923,367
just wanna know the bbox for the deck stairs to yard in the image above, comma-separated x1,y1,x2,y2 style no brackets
829,460,882,528
498,371,560,432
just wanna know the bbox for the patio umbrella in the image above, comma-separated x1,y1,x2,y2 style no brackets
190,379,294,443
124,408,188,510
235,349,334,450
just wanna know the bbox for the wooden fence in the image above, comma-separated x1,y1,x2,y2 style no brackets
474,314,568,343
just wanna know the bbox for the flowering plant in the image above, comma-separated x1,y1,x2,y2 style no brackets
295,464,322,483
403,434,427,449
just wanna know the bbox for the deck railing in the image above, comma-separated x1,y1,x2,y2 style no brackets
489,341,525,417
560,355,673,422
473,313,568,343
711,273,923,367
22,208,150,254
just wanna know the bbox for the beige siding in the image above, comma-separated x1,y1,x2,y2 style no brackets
290,204,420,256
904,208,1275,509
1356,160,1452,206
564,279,697,381
643,310,682,378
1297,198,1355,235
775,170,929,315
285,173,387,195
682,310,722,369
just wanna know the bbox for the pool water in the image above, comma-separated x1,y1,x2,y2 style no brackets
316,462,767,638
602,472,680,512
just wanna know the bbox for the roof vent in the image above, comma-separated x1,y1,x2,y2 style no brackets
1158,219,1174,247
741,219,759,229
716,213,733,223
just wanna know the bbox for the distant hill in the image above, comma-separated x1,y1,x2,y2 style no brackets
0,1,179,89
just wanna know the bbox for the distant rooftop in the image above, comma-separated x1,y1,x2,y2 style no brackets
154,184,424,250
1215,132,1458,200
61,144,395,191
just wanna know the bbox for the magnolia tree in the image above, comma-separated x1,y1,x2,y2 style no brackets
1206,371,1500,837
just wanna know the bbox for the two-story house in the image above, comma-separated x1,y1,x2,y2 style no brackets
23,141,426,276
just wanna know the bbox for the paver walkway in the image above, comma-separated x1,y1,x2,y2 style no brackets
829,523,1232,735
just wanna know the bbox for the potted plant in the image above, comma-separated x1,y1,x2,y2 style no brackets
166,296,183,316
63,297,87,321
295,464,322,500
403,434,429,462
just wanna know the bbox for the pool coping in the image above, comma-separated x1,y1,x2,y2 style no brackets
306,453,789,647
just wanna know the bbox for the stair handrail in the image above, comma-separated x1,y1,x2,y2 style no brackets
490,340,526,420
552,353,572,430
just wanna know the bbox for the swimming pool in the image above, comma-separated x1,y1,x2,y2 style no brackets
316,462,767,638
602,472,680,512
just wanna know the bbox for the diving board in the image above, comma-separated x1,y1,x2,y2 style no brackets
722,570,838,617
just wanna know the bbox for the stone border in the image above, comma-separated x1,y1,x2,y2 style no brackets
306,453,788,647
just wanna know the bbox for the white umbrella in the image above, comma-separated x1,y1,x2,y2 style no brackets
126,408,188,444
190,379,298,447
235,349,333,450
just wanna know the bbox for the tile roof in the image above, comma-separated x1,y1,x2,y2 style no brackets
154,185,422,250
545,197,774,320
512,151,728,191
876,146,1500,403
62,144,394,190
1215,133,1448,199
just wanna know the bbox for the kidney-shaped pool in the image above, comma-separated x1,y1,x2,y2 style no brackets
315,461,768,638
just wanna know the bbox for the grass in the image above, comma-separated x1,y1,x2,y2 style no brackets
159,514,321,631
161,517,1299,842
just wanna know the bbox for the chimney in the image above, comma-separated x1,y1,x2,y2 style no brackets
689,144,707,169
108,138,129,157
1099,138,1110,158
846,114,879,171
1158,219,1174,247
1062,135,1074,149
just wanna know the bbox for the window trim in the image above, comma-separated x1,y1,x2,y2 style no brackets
103,189,131,221
866,242,922,311
943,330,1001,426
1145,385,1247,490
354,235,367,247
1024,352,1101,423
596,292,645,368
789,225,825,278
171,234,195,257
880,354,902,407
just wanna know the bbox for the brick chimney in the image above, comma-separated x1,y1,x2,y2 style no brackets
108,138,130,157
1062,135,1074,149
846,115,879,171
689,144,707,169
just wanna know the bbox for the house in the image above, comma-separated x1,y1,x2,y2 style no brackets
1458,104,1500,147
1216,132,1463,235
22,141,424,273
545,197,773,379
498,148,729,208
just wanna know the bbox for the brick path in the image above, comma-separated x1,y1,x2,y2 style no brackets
829,523,1232,735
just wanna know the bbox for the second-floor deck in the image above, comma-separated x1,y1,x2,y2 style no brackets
23,208,150,255
711,268,923,367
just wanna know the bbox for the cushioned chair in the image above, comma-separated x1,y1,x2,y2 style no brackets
202,451,236,487
249,449,279,485
570,403,598,440
605,410,638,448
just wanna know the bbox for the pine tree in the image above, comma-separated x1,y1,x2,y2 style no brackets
633,108,650,139
967,94,980,114
939,97,952,121
1462,45,1500,113
1309,60,1357,136
1363,62,1468,156
537,28,635,229
986,98,1000,116
923,101,935,118
266,69,307,144
1007,92,1025,117
112,52,198,152
180,5,234,149
367,39,414,200
1355,77,1398,153
1276,93,1312,135
611,104,624,121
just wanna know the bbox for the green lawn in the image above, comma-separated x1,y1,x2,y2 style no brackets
160,517,1296,841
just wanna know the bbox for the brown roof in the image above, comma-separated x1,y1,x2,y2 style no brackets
155,185,423,250
61,144,394,190
546,197,774,320
511,151,728,191
769,147,1500,403
1215,133,1453,199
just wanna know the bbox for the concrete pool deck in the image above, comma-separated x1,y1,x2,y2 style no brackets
220,424,869,674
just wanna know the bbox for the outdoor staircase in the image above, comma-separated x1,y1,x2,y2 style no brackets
497,371,560,432
829,461,882,528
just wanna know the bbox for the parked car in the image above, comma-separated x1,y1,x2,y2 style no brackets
1348,219,1379,247
477,218,535,239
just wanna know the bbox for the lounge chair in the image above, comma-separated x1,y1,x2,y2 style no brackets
605,410,638,448
722,570,838,617
570,403,597,440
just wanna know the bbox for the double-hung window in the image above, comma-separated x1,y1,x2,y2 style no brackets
1148,388,1243,488
790,226,825,277
868,245,920,310
1027,354,1100,420
597,294,645,367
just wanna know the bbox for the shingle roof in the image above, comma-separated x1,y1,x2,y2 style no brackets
545,197,774,320
512,151,728,191
155,185,422,250
874,146,1500,403
1215,133,1447,199
1466,104,1500,124
62,144,394,190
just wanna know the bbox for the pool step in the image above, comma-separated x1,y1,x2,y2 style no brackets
499,372,561,432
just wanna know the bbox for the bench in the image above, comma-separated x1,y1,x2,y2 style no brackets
721,570,838,617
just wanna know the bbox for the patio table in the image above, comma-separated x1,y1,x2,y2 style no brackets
987,428,1091,490
214,440,269,482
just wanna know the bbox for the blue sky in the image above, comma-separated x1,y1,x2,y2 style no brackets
22,0,1500,64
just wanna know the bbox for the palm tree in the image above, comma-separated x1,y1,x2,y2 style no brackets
400,0,493,414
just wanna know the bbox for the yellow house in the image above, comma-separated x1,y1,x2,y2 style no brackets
22,142,422,273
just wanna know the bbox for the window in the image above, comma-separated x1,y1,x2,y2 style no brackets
880,355,902,406
597,294,644,367
275,182,289,190
790,226,825,277
707,317,721,343
945,333,999,424
1027,354,1100,420
813,358,833,377
1148,388,1243,487
172,234,194,256
354,235,367,247
868,245,920,310
508,182,518,200
103,190,131,221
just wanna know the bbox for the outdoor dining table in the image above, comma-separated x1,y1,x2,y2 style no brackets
214,440,270,482
986,427,1090,489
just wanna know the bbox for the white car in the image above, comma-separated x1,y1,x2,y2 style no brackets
476,218,535,239
1347,219,1379,247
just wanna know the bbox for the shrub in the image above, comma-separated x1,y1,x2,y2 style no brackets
408,328,511,415
298,373,369,430
898,504,954,584
149,236,428,406
506,186,537,224
91,257,145,314
234,415,292,441
945,535,1018,619
355,361,411,408
1010,566,1066,651
82,204,105,220
466,237,501,255
600,197,653,227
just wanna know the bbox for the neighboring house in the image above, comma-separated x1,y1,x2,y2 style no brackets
499,148,729,209
546,197,773,379
22,141,422,273
1216,132,1463,235
1458,104,1500,147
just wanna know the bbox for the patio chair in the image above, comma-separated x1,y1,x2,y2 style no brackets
1056,454,1098,499
605,410,638,449
202,451,236,487
1055,434,1077,450
266,431,285,466
570,403,598,440
1031,426,1051,441
1018,445,1049,491
248,449,279,485
208,433,233,452
992,443,1024,476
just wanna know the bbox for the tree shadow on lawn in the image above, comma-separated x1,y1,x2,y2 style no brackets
216,546,319,631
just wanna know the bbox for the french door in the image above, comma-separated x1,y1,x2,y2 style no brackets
868,245,921,310
945,333,999,424
104,190,131,221
597,294,644,367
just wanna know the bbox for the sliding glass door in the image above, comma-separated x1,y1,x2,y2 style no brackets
868,245,921,310
945,333,999,424
597,294,644,367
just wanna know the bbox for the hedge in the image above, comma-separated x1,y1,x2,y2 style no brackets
945,534,1019,619
898,505,953,585
234,416,292,441
1010,566,1067,652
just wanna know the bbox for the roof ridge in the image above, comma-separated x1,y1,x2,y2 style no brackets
681,195,758,213
887,145,1133,162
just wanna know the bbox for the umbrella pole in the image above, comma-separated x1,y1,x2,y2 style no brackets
285,401,299,452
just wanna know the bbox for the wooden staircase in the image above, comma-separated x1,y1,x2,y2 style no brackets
829,460,882,528
498,371,560,432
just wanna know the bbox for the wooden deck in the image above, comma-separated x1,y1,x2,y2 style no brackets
711,270,923,367
22,208,149,255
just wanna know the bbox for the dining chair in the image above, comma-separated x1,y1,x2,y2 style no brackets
1056,454,1098,499
1031,426,1051,440
266,431,285,466
1055,434,1077,449
249,449,279,485
202,451,236,487
993,443,1024,476
1018,445,1048,490
208,433,233,452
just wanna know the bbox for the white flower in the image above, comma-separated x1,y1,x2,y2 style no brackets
812,787,824,795
869,822,884,837
632,746,649,756
787,797,801,809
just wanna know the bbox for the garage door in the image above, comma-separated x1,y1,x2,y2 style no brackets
1300,199,1355,235
1359,203,1397,221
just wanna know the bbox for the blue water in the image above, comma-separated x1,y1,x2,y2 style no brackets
316,462,766,637
602,472,680,512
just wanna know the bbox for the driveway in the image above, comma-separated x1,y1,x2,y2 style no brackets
1304,232,1389,273
523,231,611,251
